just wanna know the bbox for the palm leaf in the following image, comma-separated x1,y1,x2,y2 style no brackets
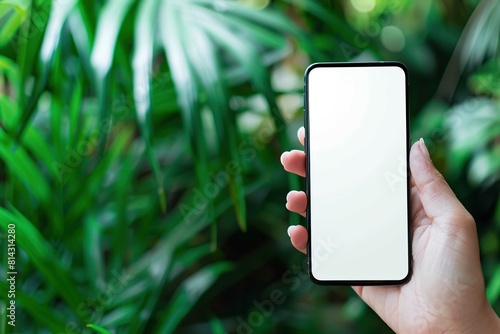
0,281,68,332
159,0,216,246
132,0,166,212
87,324,112,334
90,0,134,154
187,2,300,225
446,98,500,180
210,317,226,334
0,1,29,46
0,124,51,204
437,0,500,102
153,262,233,334
90,0,135,77
83,213,106,290
180,3,247,232
15,0,78,142
0,206,84,312
90,0,135,153
65,125,135,222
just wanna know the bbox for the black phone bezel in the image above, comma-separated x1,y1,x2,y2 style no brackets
304,61,412,286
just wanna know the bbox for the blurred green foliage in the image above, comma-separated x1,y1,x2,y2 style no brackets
0,0,498,333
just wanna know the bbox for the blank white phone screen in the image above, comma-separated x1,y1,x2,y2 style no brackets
307,64,409,283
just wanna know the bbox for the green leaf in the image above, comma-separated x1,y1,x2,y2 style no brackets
65,126,135,221
192,0,301,37
0,206,84,311
0,0,30,8
86,323,112,334
106,280,149,310
469,58,500,97
99,305,138,328
15,0,77,142
111,155,133,271
90,0,135,77
468,146,500,185
178,1,303,229
169,244,212,280
154,262,233,334
216,13,287,49
446,98,500,177
280,0,358,43
0,89,59,182
160,1,216,242
68,77,84,148
122,182,243,333
487,265,500,303
437,0,500,101
132,0,166,212
180,9,247,233
50,94,64,157
68,4,93,75
210,317,226,334
83,213,106,291
0,3,28,46
0,123,51,204
151,77,179,116
189,4,285,130
90,0,134,154
0,56,20,96
0,281,68,332
0,91,64,235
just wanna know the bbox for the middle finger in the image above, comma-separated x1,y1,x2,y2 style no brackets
280,150,306,177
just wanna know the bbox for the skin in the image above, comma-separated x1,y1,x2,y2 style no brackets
280,126,500,333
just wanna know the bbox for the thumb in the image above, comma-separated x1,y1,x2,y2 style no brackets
409,139,471,226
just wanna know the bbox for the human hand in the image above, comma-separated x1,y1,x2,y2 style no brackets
280,127,500,333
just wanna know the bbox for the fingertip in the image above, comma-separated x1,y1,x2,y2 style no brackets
297,127,305,146
285,191,307,217
418,138,431,161
280,151,289,166
410,139,433,176
281,150,306,177
288,225,308,254
286,190,300,201
410,138,464,222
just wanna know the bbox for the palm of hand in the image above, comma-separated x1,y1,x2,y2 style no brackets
357,187,484,333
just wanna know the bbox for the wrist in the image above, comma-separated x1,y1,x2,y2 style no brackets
480,305,500,333
463,302,500,334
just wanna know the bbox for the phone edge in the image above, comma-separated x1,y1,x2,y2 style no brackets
304,61,413,286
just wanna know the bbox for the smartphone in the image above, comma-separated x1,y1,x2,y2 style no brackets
304,62,411,285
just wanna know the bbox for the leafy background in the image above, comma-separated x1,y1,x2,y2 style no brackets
0,0,499,333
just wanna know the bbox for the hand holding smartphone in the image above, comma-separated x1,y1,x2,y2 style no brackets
305,62,411,285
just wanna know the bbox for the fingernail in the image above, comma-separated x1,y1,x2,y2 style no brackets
419,138,431,161
287,225,296,237
286,190,299,201
280,151,289,166
297,127,305,140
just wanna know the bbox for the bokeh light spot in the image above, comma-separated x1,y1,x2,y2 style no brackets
381,26,405,52
351,0,376,13
239,0,270,9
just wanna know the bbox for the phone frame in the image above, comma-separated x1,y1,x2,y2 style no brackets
304,62,412,285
